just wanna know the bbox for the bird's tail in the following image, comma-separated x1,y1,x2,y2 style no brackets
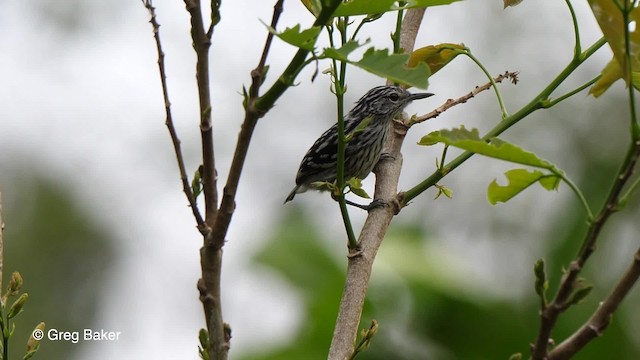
284,185,300,204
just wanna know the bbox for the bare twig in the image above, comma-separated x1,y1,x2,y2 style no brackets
532,141,640,359
142,0,205,231
548,248,640,359
411,71,519,125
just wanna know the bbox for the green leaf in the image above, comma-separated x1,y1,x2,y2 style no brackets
347,178,371,199
8,293,28,319
198,328,210,360
567,284,594,306
419,126,562,172
333,0,463,17
320,40,365,62
266,23,322,51
434,184,453,199
320,45,431,88
488,169,560,205
356,48,430,88
192,166,203,200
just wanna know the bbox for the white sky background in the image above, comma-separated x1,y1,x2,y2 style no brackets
0,1,621,359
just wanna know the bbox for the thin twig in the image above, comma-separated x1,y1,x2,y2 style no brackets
532,141,640,359
142,0,206,231
410,71,519,125
547,248,640,359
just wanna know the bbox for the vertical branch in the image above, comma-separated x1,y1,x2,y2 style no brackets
185,0,218,227
327,9,425,360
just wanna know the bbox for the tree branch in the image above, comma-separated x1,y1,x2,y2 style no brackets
183,1,227,359
327,9,426,360
142,0,206,231
531,139,640,359
547,248,640,359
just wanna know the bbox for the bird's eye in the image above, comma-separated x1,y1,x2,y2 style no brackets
388,93,400,101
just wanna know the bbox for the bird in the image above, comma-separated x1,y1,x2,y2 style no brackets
284,85,434,205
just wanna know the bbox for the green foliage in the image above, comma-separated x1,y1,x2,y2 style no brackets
266,24,322,51
320,43,431,88
346,178,370,199
488,169,560,205
533,259,548,307
351,48,430,89
350,320,378,360
270,23,432,88
0,273,43,360
419,127,560,171
198,328,210,360
419,126,563,204
192,166,203,200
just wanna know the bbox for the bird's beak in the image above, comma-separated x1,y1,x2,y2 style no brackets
409,92,434,101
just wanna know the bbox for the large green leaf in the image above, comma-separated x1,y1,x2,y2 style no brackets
418,126,561,172
267,24,322,51
321,46,431,88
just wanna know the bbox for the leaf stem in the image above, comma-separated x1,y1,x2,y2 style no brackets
462,49,509,118
564,0,581,57
557,172,594,220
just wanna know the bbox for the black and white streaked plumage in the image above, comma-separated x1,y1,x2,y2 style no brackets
285,85,434,203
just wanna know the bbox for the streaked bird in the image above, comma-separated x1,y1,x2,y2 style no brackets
285,85,433,204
